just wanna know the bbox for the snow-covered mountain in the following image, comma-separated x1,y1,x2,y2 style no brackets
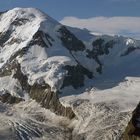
0,7,140,140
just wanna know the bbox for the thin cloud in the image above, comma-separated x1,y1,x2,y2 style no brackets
60,16,140,39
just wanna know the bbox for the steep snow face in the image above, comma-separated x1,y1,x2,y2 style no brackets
0,8,46,66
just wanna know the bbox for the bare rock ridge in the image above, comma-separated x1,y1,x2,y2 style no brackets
30,83,75,119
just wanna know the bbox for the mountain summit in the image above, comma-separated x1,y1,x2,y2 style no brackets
0,8,140,140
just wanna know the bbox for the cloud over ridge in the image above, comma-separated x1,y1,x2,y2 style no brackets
60,16,140,39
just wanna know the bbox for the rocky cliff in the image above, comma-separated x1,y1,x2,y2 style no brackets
124,102,140,140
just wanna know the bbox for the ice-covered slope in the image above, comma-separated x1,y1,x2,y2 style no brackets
0,100,75,140
61,77,140,140
0,7,140,140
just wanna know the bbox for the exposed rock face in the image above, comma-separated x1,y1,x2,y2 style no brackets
121,46,140,57
0,91,24,104
58,26,85,51
11,18,29,26
30,83,75,119
124,102,140,140
62,64,93,89
86,39,115,74
6,37,23,45
0,61,75,119
29,30,54,48
13,62,31,92
0,30,13,47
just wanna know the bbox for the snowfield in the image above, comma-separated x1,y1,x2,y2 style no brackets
0,100,74,140
60,77,140,140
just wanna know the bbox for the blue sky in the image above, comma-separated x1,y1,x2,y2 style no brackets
0,0,140,38
0,0,140,20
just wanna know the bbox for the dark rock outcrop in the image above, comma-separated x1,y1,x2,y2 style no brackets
0,30,13,47
29,30,54,47
30,83,75,119
0,91,24,104
121,46,140,57
13,63,31,92
58,26,85,52
6,38,23,45
86,39,115,74
11,18,29,26
62,64,93,89
124,102,140,140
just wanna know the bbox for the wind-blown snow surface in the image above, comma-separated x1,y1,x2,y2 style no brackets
60,77,140,140
0,7,140,140
0,100,75,140
0,77,139,140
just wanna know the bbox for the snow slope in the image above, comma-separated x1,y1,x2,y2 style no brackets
0,100,75,140
61,77,140,140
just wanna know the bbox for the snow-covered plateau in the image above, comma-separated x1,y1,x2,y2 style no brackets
0,8,140,140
